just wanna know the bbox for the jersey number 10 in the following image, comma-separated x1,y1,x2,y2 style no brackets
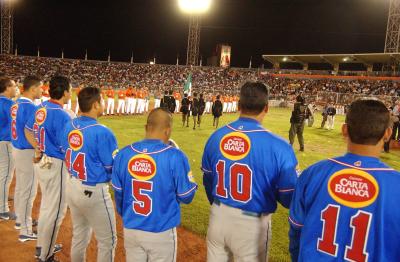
318,204,372,262
215,160,252,203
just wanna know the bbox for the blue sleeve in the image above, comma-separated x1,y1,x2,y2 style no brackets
111,153,123,216
173,150,197,204
276,145,299,208
201,137,214,205
25,111,35,132
288,168,310,261
96,128,119,175
56,113,71,153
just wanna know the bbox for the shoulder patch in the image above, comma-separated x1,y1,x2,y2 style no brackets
35,107,47,125
68,130,84,151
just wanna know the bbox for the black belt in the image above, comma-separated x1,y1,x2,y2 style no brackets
213,198,262,218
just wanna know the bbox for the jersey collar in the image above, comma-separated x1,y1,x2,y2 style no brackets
344,153,380,162
79,115,97,122
48,100,63,108
19,96,33,103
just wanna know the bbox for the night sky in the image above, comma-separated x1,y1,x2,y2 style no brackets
12,0,390,67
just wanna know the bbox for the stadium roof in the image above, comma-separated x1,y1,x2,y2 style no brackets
262,53,400,66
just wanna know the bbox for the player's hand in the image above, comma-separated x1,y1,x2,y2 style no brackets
33,148,43,164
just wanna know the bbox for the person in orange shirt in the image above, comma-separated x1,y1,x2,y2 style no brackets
136,88,144,114
144,89,150,113
227,96,234,113
205,94,212,114
106,88,115,115
74,86,81,115
117,88,126,115
125,87,132,114
41,84,50,102
222,95,228,113
232,95,238,113
131,88,138,115
174,91,181,113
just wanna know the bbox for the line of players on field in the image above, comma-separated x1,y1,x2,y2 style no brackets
33,84,239,117
1,75,399,262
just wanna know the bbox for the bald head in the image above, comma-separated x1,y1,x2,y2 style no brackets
146,108,173,133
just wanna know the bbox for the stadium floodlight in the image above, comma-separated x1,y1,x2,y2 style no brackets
282,57,288,62
1,0,15,54
178,0,212,14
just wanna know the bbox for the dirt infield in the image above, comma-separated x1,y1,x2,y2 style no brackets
0,178,206,262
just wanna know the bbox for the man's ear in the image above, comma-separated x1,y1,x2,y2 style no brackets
342,123,349,138
383,127,393,143
264,104,269,114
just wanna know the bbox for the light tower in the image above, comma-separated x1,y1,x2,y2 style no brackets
179,0,212,66
1,0,14,54
385,0,400,53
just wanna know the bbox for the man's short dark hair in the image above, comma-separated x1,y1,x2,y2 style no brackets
239,81,269,115
0,77,13,93
193,92,198,97
78,87,101,113
346,99,390,145
23,76,41,92
217,95,220,99
49,75,71,100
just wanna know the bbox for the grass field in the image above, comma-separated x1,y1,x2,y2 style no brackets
99,107,400,262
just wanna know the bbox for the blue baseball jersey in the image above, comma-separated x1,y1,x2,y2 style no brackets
112,139,197,233
289,153,400,262
62,116,118,184
11,97,37,149
0,96,15,141
25,100,72,159
202,117,298,214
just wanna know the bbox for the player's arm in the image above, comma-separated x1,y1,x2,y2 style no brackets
276,145,299,208
201,137,214,205
56,114,72,153
24,113,41,162
173,151,197,204
288,168,309,262
111,152,124,216
97,129,119,176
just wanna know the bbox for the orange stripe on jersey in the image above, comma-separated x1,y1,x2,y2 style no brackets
328,158,395,171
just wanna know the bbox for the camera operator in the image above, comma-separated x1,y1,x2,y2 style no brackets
289,95,307,152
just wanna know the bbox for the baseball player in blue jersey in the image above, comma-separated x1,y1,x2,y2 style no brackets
202,82,299,262
62,87,118,262
112,108,197,262
11,76,43,242
0,77,17,220
289,99,400,262
25,76,73,262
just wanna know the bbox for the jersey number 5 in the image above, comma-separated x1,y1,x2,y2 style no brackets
65,148,87,181
132,180,153,216
215,160,252,203
318,204,372,262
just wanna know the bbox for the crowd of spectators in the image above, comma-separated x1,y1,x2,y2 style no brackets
0,54,399,104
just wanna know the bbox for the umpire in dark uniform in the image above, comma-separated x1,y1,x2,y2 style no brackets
167,90,176,114
191,92,200,130
160,90,169,110
180,93,190,127
197,93,206,128
212,95,223,129
289,95,307,151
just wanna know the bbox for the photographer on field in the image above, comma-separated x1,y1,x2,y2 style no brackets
289,95,307,152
